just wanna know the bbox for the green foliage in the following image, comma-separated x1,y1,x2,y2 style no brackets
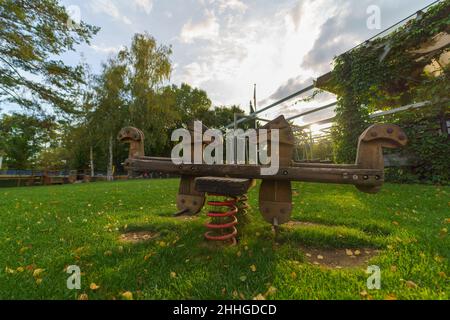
384,104,450,185
0,113,58,169
0,0,99,113
330,0,449,182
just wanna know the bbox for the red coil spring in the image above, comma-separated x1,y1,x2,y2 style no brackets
204,195,238,244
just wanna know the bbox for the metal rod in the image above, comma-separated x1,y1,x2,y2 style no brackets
286,101,337,121
226,84,315,128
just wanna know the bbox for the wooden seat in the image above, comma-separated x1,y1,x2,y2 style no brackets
194,177,253,197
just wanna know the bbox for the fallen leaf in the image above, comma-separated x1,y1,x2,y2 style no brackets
354,250,361,256
16,266,24,273
405,280,418,289
392,221,399,226
438,272,446,278
5,267,15,274
104,250,113,256
385,293,397,300
239,275,247,282
265,286,277,297
444,218,450,224
232,290,239,298
170,272,177,278
250,265,257,272
78,293,89,300
317,255,324,260
360,290,368,297
33,268,45,278
253,294,266,300
391,265,397,272
35,278,43,285
19,247,30,254
290,272,297,279
90,283,100,291
345,249,353,256
121,291,133,300
144,253,153,261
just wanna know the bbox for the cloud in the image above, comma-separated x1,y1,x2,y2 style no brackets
300,0,436,75
265,76,314,102
217,0,248,14
90,0,132,25
287,1,305,31
174,1,327,108
301,0,370,75
90,44,124,55
180,9,220,43
263,0,435,118
133,0,153,15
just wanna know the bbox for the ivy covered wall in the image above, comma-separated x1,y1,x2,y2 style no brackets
327,0,449,184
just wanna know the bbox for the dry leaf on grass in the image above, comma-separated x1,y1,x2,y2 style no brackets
405,280,418,289
385,293,397,300
90,283,100,291
121,291,133,300
33,268,45,278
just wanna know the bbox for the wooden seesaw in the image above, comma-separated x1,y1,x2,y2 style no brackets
118,116,407,244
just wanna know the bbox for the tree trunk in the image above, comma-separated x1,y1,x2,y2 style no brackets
89,146,94,177
0,156,3,170
107,135,114,181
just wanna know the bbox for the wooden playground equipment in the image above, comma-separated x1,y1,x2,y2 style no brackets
118,116,407,243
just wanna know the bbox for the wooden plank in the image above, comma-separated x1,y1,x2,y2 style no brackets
125,159,384,186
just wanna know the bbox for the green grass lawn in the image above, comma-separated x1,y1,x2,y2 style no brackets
0,179,448,300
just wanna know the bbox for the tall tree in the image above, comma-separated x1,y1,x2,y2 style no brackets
90,58,127,180
0,0,99,113
0,113,57,169
118,33,178,155
170,83,212,126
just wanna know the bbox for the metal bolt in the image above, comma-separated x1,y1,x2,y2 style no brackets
387,128,394,134
353,175,358,180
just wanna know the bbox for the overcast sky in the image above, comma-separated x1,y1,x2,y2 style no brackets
2,0,438,122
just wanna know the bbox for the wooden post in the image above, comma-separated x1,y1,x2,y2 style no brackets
259,116,295,225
